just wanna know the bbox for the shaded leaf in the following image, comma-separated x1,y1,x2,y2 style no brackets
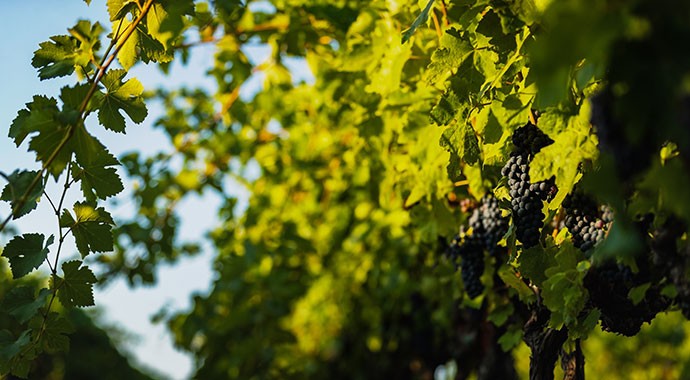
402,0,435,44
1,287,50,324
31,21,102,81
440,120,480,166
0,329,34,378
8,96,60,147
29,312,74,353
0,170,44,218
426,27,474,85
95,69,147,132
70,126,123,201
107,0,138,21
32,36,80,80
542,242,588,329
532,103,598,208
54,260,98,307
2,234,53,279
60,202,114,256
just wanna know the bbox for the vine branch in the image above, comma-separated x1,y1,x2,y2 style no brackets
0,1,154,235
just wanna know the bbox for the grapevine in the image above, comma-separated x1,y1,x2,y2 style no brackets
1,1,690,379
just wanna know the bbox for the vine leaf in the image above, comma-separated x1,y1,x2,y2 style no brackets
425,27,474,85
95,69,147,132
107,0,138,21
60,202,114,257
440,120,480,166
0,329,34,377
9,96,60,147
61,83,99,115
116,19,172,70
2,234,53,279
402,0,434,43
31,21,102,81
497,265,535,303
117,18,139,70
32,35,82,80
1,287,50,324
13,95,73,179
71,162,123,202
531,103,599,208
431,89,464,126
0,170,44,218
147,0,194,48
28,121,73,179
517,244,556,287
541,242,588,329
53,261,98,307
71,127,123,201
29,312,74,353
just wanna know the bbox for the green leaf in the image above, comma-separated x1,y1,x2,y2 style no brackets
431,89,465,126
54,260,98,307
364,29,412,95
30,21,102,81
2,233,53,279
661,284,678,298
115,19,173,70
14,94,75,179
72,164,123,202
32,36,80,80
532,103,598,208
498,326,523,351
116,18,139,70
569,309,601,340
95,69,147,132
60,202,114,257
440,120,480,166
9,95,60,147
518,244,556,287
0,170,44,218
462,163,488,199
70,126,123,201
628,283,651,305
1,287,50,324
137,23,174,64
497,265,535,302
542,242,588,329
60,83,97,113
0,329,34,377
29,312,74,353
107,0,138,21
487,297,514,326
28,121,73,179
71,125,118,167
402,0,435,44
147,0,194,48
426,27,474,85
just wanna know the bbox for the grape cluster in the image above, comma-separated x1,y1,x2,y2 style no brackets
468,195,509,254
447,196,509,299
448,234,485,299
585,261,669,336
501,123,555,248
562,192,610,252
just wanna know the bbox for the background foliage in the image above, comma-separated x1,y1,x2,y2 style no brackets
2,0,690,379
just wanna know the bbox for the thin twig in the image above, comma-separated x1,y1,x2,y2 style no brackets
431,10,443,42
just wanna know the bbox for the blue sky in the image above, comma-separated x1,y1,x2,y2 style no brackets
0,1,312,378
